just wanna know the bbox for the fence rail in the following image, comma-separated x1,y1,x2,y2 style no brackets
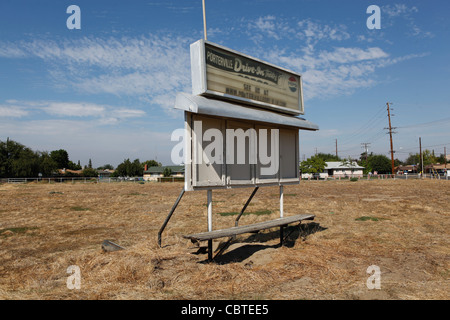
0,177,184,184
1,174,448,184
302,173,449,181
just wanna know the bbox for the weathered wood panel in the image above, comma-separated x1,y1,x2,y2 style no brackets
184,214,315,241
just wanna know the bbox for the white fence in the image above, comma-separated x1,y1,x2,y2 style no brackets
0,176,185,184
302,173,449,181
1,174,448,184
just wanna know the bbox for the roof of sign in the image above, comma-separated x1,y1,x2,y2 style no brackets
174,92,319,131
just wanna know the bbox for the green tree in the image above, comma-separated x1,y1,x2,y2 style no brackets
405,150,438,167
82,167,98,177
142,159,162,168
405,153,420,166
299,155,326,174
50,149,70,169
367,154,391,174
163,167,172,177
131,159,143,176
113,158,143,177
315,153,341,162
37,151,58,176
436,153,447,164
67,160,82,170
0,139,40,177
97,164,114,170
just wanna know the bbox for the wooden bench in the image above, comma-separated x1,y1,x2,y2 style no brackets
184,214,315,260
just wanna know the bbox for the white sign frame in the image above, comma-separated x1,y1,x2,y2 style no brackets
191,39,304,116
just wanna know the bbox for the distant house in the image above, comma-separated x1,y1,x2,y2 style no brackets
98,169,115,178
324,161,364,178
58,168,83,175
143,165,185,181
301,161,364,179
396,165,418,174
424,163,448,175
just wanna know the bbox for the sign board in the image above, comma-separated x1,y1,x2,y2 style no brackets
191,40,304,115
183,112,300,191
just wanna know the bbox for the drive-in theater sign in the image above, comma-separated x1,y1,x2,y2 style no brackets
159,39,319,261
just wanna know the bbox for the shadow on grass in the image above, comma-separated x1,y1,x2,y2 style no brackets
198,222,327,264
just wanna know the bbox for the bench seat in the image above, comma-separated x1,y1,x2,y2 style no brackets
184,214,315,242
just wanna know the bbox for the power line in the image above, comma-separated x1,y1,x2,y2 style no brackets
397,117,450,129
337,106,386,146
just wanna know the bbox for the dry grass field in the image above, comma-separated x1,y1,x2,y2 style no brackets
0,179,448,300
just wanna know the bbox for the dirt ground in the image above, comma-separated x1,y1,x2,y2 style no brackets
0,179,448,300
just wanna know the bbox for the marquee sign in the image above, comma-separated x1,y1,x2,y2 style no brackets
191,40,304,115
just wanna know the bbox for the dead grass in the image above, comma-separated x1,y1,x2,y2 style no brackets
0,179,448,300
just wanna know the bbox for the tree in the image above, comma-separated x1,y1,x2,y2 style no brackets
0,139,40,177
405,150,437,167
113,158,143,177
97,164,114,170
299,155,326,174
82,167,98,177
163,167,172,177
405,153,420,166
367,154,391,174
50,149,70,169
131,159,143,176
142,159,162,168
37,151,58,176
67,160,82,170
436,154,447,164
315,153,341,162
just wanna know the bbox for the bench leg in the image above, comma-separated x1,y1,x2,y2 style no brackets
280,225,284,246
208,240,213,261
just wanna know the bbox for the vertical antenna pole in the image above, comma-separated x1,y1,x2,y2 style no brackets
202,0,207,40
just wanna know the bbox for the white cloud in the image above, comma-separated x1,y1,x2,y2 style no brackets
0,106,29,118
318,47,389,64
0,100,146,125
297,19,350,43
383,4,418,17
263,46,391,99
0,35,192,114
382,4,433,38
248,17,350,46
44,102,106,117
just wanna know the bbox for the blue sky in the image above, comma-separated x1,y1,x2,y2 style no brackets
0,0,449,168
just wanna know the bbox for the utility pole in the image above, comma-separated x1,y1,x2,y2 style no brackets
419,137,423,178
335,139,338,158
445,147,447,169
361,142,371,162
385,102,396,175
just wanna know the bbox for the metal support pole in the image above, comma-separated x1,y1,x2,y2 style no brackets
235,187,259,227
202,0,207,41
280,185,284,218
280,185,284,245
158,188,185,247
207,189,213,261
